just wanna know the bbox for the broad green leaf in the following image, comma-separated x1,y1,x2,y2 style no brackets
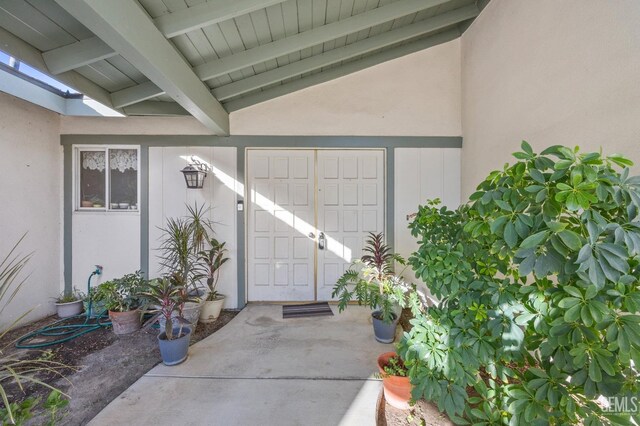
558,230,582,251
558,297,580,308
564,304,581,322
520,231,549,249
608,154,634,167
529,169,545,184
521,140,533,155
564,286,583,298
504,222,518,248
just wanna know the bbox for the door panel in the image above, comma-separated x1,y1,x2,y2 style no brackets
247,149,385,302
247,150,315,301
316,150,385,300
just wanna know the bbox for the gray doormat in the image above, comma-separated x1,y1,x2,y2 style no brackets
283,302,334,319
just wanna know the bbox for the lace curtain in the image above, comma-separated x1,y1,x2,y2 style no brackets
82,150,138,172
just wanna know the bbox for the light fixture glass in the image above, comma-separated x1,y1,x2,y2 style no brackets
180,163,208,189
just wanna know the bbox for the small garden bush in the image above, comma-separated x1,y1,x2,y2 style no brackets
398,142,640,425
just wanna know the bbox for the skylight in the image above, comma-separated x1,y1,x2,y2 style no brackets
0,50,79,95
0,49,123,117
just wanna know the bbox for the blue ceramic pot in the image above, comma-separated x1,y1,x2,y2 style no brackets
372,311,398,344
157,327,191,366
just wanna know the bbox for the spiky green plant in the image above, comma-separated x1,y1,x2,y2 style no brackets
196,238,229,301
0,235,69,424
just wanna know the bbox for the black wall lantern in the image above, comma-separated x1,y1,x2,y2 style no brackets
181,158,209,189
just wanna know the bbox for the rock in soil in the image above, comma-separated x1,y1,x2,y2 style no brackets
0,310,238,425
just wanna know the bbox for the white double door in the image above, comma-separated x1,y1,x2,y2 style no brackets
247,149,385,301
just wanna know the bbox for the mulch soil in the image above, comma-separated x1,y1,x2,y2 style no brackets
0,310,238,425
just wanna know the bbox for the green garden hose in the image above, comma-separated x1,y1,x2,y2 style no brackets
15,266,112,349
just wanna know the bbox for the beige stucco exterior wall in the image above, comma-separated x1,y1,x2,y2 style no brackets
460,0,640,199
60,115,213,135
230,39,461,136
0,92,62,329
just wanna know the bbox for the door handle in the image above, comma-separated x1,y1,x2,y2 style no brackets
308,232,315,239
318,232,326,250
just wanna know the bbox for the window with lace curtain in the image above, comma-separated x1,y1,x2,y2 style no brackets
76,147,139,211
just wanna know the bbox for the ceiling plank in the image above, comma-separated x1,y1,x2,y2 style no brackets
214,6,478,101
153,0,289,39
42,36,117,74
194,0,451,82
122,101,188,116
224,29,460,112
0,26,116,109
55,0,229,135
111,81,165,108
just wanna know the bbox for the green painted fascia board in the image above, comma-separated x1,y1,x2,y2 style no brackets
60,135,462,148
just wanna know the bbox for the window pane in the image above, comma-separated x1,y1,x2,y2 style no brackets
80,151,105,208
109,149,138,209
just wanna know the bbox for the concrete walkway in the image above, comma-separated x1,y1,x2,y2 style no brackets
89,304,397,425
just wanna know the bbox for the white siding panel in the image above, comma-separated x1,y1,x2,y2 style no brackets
72,214,140,287
148,146,238,308
394,148,461,290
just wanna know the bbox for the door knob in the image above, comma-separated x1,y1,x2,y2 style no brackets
318,232,326,250
308,232,315,238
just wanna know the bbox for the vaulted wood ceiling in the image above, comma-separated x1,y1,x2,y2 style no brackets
0,0,487,134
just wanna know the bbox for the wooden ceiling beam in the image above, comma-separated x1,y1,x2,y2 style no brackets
154,0,289,39
214,6,479,101
55,0,229,134
42,36,116,75
194,0,452,82
0,27,117,110
111,81,165,108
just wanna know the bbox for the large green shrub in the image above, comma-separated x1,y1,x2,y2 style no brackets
398,142,640,425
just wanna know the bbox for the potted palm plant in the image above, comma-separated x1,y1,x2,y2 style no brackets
197,237,229,323
92,271,145,335
54,288,85,318
158,204,213,326
140,276,196,366
332,232,412,343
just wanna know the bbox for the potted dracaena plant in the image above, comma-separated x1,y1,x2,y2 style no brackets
140,275,197,366
92,271,145,335
332,232,414,343
197,237,229,323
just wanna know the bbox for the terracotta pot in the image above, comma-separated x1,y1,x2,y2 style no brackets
378,352,412,410
109,309,141,335
199,296,225,323
81,200,93,208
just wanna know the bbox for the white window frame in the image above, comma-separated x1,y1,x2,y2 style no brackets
74,145,141,213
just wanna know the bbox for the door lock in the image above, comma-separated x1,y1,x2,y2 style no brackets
308,232,315,239
318,232,326,250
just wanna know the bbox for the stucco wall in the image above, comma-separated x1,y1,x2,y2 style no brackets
0,92,62,329
230,39,461,136
60,116,212,135
460,0,640,198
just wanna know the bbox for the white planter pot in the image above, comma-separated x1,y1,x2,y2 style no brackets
56,300,83,318
182,297,207,328
199,296,225,323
